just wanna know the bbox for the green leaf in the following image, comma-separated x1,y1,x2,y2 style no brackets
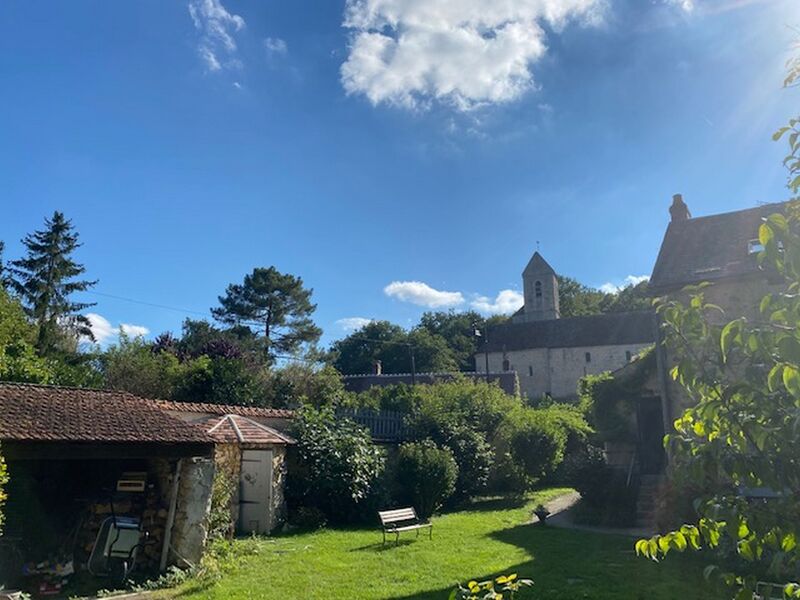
769,364,784,392
784,365,800,399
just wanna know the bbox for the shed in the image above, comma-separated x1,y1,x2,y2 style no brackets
199,414,294,535
0,383,216,593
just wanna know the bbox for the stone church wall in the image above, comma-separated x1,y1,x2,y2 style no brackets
477,342,652,400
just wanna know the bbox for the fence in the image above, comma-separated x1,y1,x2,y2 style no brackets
335,408,410,442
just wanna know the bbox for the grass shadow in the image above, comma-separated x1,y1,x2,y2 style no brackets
350,539,416,552
443,495,529,515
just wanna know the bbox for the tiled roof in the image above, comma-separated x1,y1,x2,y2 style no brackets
649,202,787,292
202,414,295,445
0,382,213,444
152,400,293,419
478,311,655,353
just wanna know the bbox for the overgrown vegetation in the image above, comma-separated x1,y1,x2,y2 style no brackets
286,406,384,524
0,442,7,535
394,440,458,520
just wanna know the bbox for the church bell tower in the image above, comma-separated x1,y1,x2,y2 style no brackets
516,251,560,322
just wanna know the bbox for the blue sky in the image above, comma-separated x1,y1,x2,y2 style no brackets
1,0,798,348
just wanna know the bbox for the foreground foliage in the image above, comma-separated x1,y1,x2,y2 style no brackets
637,203,800,597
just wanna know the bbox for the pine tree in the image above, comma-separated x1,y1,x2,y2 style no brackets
8,211,97,354
212,266,321,361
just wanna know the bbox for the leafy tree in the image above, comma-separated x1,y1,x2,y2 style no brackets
211,267,321,361
286,407,383,523
557,275,650,318
101,335,183,399
330,320,459,375
418,310,507,371
265,363,349,408
394,440,458,520
7,211,97,354
0,288,52,383
557,275,607,317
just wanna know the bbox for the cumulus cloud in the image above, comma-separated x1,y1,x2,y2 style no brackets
85,313,150,345
599,275,650,294
188,0,245,72
336,317,374,332
471,290,524,315
666,0,695,12
384,281,465,308
264,37,288,57
340,0,604,111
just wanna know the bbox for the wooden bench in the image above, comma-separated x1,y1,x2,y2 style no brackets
378,507,432,545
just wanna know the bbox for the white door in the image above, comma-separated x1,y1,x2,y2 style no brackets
239,449,273,534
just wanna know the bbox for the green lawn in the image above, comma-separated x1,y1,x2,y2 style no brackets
167,489,723,600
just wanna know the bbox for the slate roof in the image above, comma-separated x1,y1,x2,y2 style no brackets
478,311,654,353
649,202,787,292
152,400,293,419
0,382,213,444
202,414,295,445
342,371,519,396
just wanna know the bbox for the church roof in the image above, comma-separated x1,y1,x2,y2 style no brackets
649,202,787,292
523,251,556,275
478,311,654,353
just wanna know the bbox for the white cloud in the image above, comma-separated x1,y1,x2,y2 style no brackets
264,37,288,57
666,0,695,12
340,0,605,111
85,313,150,345
471,290,524,315
599,275,650,294
188,0,245,72
384,281,465,308
336,317,374,332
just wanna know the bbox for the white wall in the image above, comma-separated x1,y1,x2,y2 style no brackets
475,342,652,400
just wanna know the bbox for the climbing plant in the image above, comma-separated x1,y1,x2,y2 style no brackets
0,443,7,535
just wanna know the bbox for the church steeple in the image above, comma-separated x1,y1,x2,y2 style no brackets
515,251,560,322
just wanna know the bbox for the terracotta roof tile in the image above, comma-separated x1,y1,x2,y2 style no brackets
0,382,214,444
151,400,293,419
201,414,295,445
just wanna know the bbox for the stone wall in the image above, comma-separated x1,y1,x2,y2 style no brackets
169,457,214,568
269,447,287,532
477,342,652,400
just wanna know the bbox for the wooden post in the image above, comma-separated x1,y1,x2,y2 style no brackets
160,458,183,571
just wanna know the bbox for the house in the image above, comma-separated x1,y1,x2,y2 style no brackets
474,252,655,400
0,382,216,590
649,195,788,430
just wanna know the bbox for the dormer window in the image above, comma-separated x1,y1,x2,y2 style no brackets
748,239,764,255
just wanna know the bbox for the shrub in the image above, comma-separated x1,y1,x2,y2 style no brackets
288,506,328,530
286,407,383,524
440,425,492,501
394,440,458,520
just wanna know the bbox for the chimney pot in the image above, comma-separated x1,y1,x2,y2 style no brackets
372,360,382,376
669,193,691,222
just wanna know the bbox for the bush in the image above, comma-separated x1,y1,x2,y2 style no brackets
288,506,328,530
286,407,383,524
440,425,492,501
394,441,458,520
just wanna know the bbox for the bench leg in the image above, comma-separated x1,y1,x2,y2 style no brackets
395,530,400,546
429,526,433,540
383,530,386,546
416,528,420,538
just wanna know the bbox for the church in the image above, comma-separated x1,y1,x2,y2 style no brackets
474,252,655,400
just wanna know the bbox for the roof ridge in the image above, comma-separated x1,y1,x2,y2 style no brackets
0,380,144,398
677,201,788,224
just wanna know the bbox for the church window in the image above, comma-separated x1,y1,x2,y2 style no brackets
502,358,510,371
535,281,543,308
528,365,533,376
585,352,591,363
626,350,632,362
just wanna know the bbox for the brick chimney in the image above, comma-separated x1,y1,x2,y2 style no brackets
669,193,691,222
372,360,382,376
